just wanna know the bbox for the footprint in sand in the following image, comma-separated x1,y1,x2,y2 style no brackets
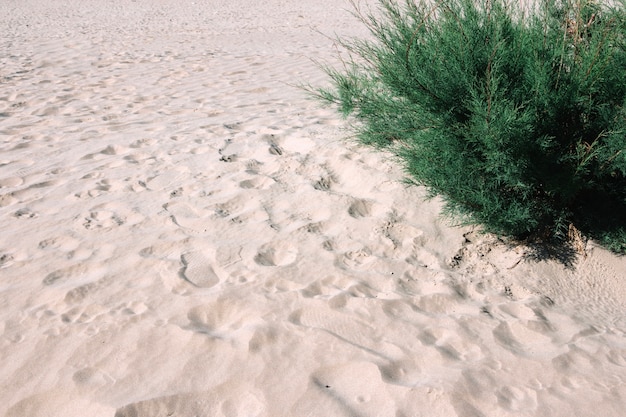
239,176,274,190
129,138,157,148
145,169,188,191
211,194,252,219
348,199,372,218
3,178,64,206
0,192,17,207
164,201,212,235
38,235,80,252
82,209,124,229
340,247,375,270
185,297,257,338
309,362,395,416
5,389,113,417
100,144,129,155
13,207,38,219
289,308,380,356
0,253,15,268
496,385,538,413
313,176,334,191
0,177,24,188
378,358,425,386
38,236,93,261
115,386,265,417
60,303,109,326
42,262,107,287
492,320,554,356
254,241,298,266
64,279,107,304
72,366,116,390
180,252,221,288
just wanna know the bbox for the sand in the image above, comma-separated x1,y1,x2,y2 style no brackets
1,1,625,416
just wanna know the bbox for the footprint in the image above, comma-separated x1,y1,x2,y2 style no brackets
340,248,375,270
13,207,38,219
496,385,538,412
139,240,185,261
115,386,265,417
239,176,274,190
348,199,372,218
244,159,264,174
5,389,113,417
289,308,380,357
164,201,215,234
39,235,79,252
311,362,395,416
60,302,108,325
0,177,23,188
186,297,256,338
129,138,156,148
313,176,333,191
43,263,106,287
29,179,64,189
64,281,101,304
378,358,424,386
145,169,188,191
300,275,354,299
181,252,221,288
100,144,129,155
73,366,116,389
211,194,250,219
416,293,462,315
492,321,553,355
254,241,298,266
6,179,63,205
0,193,17,207
83,209,124,229
0,253,15,268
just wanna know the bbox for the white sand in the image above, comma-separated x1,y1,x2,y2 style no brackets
1,1,625,416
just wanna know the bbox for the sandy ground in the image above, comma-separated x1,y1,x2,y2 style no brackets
1,1,625,416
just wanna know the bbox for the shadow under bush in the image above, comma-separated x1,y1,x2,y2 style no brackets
316,0,626,254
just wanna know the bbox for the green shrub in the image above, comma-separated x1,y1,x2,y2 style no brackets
317,0,626,253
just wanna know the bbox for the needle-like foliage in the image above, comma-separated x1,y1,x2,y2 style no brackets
318,0,626,252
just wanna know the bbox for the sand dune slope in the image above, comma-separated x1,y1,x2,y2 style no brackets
1,1,625,416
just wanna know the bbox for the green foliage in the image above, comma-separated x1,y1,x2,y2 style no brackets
318,0,626,252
